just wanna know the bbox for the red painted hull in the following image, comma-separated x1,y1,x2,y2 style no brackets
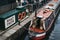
32,35,45,40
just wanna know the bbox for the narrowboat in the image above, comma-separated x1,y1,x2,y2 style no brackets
28,0,60,40
0,9,20,30
0,5,31,30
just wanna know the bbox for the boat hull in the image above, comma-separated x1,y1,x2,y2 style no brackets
29,32,46,40
32,35,45,40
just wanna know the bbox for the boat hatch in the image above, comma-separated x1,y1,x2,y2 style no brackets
30,17,45,33
48,4,54,7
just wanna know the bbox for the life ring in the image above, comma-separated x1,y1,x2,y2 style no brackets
22,12,26,18
18,13,23,20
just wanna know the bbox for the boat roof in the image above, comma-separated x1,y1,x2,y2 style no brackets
37,8,53,20
36,0,60,20
44,0,60,10
0,9,20,18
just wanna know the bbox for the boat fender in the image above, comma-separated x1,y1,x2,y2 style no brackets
18,13,23,20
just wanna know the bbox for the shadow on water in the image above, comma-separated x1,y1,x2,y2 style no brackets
15,21,31,40
15,27,29,40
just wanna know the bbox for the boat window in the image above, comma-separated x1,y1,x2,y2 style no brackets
45,13,54,29
45,18,50,29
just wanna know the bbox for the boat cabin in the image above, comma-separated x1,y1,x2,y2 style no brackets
30,16,45,33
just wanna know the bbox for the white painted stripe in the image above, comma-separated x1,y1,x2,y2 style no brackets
35,32,46,37
37,16,43,18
